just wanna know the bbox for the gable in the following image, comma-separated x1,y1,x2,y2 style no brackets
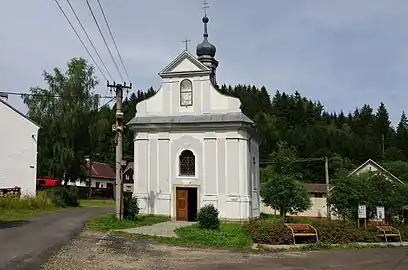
0,99,40,129
159,50,211,77
348,159,403,184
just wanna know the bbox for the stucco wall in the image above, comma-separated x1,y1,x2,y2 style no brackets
260,197,328,218
135,53,241,117
133,129,260,221
0,101,39,196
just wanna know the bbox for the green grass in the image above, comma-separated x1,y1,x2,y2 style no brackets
87,213,170,232
0,192,62,221
113,222,253,250
79,199,115,208
169,223,252,249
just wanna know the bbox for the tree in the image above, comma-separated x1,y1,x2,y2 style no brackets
260,144,311,217
329,172,408,220
23,58,99,183
261,169,311,217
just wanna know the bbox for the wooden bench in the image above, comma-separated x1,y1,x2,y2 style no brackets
285,223,319,245
376,225,402,243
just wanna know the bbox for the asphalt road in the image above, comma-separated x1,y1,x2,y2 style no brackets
0,207,112,270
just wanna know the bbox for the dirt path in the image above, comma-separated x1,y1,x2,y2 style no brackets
42,230,408,270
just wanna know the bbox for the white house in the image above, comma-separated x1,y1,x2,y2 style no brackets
122,162,134,193
347,159,403,184
128,13,260,221
0,93,40,196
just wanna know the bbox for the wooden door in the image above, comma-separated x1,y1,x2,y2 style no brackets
176,188,188,221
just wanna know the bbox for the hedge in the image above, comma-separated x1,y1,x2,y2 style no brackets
244,219,408,245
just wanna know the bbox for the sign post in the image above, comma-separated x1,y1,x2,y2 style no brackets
358,205,367,229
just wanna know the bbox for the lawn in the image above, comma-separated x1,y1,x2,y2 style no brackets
166,223,252,250
87,213,171,232
79,199,115,208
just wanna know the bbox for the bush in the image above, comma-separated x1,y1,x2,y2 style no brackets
244,218,382,245
47,187,79,207
123,196,139,220
197,204,220,230
243,219,292,244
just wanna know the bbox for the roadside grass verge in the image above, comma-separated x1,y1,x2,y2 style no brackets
79,199,115,208
87,213,170,232
0,192,60,221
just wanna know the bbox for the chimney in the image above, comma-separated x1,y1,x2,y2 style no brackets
0,93,8,102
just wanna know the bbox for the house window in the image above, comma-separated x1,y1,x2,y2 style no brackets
179,150,195,176
95,182,100,188
180,79,193,107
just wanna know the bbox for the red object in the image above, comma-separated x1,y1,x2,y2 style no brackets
36,178,62,187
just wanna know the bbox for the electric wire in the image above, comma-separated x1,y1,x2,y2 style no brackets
85,0,125,82
1,91,114,99
96,0,131,82
65,0,114,81
53,0,108,82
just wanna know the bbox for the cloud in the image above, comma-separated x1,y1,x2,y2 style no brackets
0,0,407,124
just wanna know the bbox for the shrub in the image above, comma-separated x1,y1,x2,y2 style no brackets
244,218,382,245
47,187,79,207
123,196,139,220
244,219,292,244
197,204,220,230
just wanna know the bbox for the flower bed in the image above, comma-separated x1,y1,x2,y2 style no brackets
244,218,408,245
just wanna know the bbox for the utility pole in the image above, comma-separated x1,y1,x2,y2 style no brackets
108,81,132,220
324,157,331,220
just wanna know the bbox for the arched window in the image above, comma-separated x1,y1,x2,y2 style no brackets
179,150,195,176
180,79,193,107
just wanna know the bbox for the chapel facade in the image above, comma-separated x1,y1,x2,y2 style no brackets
128,12,260,221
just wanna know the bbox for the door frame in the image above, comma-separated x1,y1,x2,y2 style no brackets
172,184,200,221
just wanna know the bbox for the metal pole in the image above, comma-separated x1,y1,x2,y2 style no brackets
325,157,331,220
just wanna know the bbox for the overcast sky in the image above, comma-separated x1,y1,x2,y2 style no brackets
1,0,407,124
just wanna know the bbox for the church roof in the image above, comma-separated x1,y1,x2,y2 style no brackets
128,112,253,125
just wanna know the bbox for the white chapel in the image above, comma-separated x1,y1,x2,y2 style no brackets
128,13,260,221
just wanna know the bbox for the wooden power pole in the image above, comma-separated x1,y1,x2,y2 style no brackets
108,81,132,220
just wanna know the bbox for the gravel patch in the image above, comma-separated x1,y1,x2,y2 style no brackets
41,230,285,269
42,230,408,269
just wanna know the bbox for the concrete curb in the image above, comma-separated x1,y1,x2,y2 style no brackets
253,241,408,251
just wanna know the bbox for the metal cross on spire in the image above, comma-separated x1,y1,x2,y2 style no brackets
182,37,191,51
202,0,210,16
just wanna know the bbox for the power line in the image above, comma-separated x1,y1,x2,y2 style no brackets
85,0,125,82
96,0,131,82
53,0,108,82
1,91,114,99
98,97,115,110
65,0,113,81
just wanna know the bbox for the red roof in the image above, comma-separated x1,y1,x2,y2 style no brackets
86,161,115,180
